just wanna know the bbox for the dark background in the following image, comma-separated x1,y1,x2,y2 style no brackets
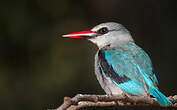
0,0,177,110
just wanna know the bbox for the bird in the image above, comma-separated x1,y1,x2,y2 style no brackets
62,22,173,106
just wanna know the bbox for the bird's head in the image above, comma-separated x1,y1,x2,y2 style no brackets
63,22,134,49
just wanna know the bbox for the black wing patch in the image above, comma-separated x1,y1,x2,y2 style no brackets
98,50,130,84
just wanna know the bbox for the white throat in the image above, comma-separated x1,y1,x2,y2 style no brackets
89,33,134,49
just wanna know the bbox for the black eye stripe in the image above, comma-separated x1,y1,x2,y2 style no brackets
97,27,109,35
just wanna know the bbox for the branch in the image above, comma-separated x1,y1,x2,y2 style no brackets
51,94,177,110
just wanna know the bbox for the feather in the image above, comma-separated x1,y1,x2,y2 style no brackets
98,43,172,106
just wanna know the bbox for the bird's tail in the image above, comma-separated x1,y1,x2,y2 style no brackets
149,87,173,106
137,65,173,106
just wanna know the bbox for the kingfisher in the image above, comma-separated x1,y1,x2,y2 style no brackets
62,22,172,106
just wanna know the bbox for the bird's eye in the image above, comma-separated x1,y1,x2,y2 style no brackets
97,27,109,35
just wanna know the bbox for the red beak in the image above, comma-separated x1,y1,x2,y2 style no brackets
62,30,97,39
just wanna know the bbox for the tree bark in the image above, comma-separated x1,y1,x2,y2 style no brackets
50,94,177,110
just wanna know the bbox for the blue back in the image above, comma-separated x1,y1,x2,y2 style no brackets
98,43,158,95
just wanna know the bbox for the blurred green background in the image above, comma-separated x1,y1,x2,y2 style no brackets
0,0,177,110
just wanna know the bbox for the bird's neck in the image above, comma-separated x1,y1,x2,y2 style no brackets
101,41,135,50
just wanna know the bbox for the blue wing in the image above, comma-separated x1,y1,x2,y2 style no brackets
98,43,172,106
98,43,154,95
